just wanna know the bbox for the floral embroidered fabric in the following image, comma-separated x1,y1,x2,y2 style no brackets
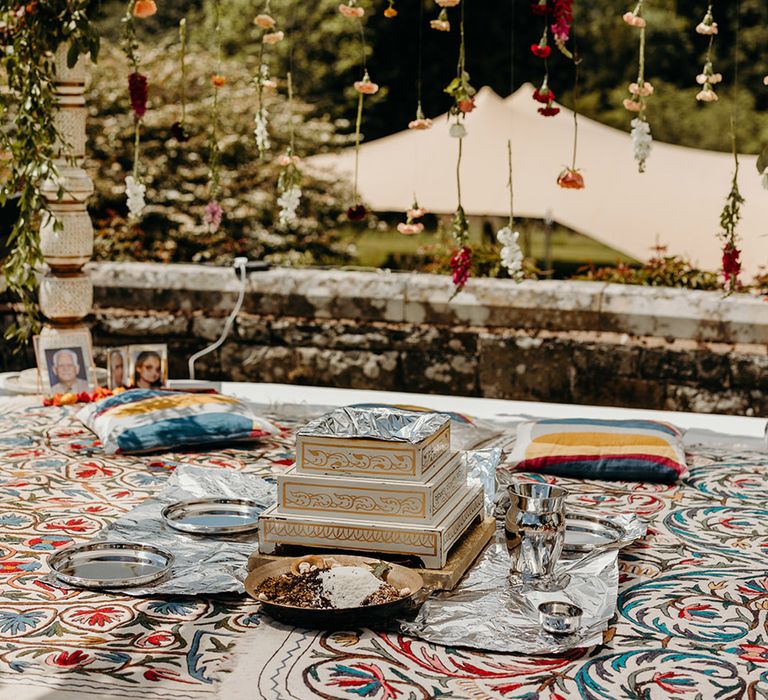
0,401,766,699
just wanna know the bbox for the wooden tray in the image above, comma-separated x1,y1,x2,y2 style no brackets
248,515,496,591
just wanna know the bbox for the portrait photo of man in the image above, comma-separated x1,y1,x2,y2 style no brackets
45,347,91,394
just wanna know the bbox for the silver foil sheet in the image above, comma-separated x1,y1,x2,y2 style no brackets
48,465,276,597
466,448,502,513
401,529,618,654
297,406,450,443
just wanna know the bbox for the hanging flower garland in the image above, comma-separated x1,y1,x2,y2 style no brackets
557,20,584,188
121,0,154,220
340,0,377,221
170,19,190,142
384,1,397,18
447,0,471,294
694,5,721,103
622,0,653,173
497,141,524,281
529,1,561,117
205,0,224,233
253,0,283,157
408,0,432,131
719,2,744,293
276,72,303,228
397,0,430,234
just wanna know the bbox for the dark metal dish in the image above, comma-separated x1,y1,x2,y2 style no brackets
244,554,425,629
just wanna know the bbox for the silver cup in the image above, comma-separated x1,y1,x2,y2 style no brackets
505,482,568,590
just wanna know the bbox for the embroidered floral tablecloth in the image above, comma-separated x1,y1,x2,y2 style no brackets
0,400,766,699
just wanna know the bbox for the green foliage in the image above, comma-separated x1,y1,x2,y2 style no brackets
573,254,722,290
87,43,354,267
0,1,102,344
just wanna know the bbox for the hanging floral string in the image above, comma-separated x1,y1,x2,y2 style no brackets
253,0,282,157
409,0,432,130
276,69,303,228
694,4,721,103
719,1,744,293
384,0,397,18
398,0,429,234
204,0,224,233
170,18,190,142
530,2,560,117
497,141,524,281
448,0,471,295
558,30,584,188
340,0,377,221
121,0,154,220
623,0,653,172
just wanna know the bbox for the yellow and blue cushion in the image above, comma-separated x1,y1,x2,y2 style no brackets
77,389,279,455
508,418,688,483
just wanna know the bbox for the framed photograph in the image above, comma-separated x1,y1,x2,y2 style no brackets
127,344,168,389
33,331,96,395
107,346,129,390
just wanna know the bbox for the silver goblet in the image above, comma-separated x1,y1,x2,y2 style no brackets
505,482,568,591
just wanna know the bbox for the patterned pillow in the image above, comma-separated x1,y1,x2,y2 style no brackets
77,389,280,455
507,418,688,483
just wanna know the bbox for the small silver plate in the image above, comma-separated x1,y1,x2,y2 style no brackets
161,498,264,535
563,513,624,553
48,541,174,589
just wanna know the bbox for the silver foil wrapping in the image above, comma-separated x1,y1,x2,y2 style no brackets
49,465,276,597
297,406,450,443
401,530,618,654
466,448,502,513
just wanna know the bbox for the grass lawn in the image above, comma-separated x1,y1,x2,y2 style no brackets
342,217,638,274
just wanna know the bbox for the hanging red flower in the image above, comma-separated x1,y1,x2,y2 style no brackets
347,204,367,221
450,246,472,289
557,167,585,189
722,243,742,286
531,42,551,58
128,72,148,119
533,84,555,104
530,0,548,15
538,104,560,116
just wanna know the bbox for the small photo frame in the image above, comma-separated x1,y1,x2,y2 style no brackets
127,344,168,389
34,331,96,395
107,346,129,390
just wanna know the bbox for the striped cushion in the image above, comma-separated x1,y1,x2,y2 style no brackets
77,389,279,455
508,418,688,483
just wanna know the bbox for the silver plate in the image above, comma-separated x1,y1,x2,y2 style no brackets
48,541,174,589
161,498,264,535
564,513,624,553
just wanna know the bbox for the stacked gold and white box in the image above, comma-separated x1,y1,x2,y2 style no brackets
258,408,484,569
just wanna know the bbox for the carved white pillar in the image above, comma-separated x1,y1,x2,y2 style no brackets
39,45,94,332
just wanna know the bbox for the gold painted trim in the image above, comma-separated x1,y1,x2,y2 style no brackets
281,481,427,518
261,518,439,556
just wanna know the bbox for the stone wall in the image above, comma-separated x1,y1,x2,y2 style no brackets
2,262,767,416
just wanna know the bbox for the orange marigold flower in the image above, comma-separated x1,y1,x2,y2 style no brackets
211,74,226,87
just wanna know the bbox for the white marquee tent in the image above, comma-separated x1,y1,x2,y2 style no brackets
309,84,766,276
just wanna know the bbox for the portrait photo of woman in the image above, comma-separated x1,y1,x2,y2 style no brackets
127,344,168,389
107,348,128,389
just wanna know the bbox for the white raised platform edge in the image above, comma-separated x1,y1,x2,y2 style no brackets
222,381,768,442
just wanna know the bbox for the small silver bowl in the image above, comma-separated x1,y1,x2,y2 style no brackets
538,601,583,635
